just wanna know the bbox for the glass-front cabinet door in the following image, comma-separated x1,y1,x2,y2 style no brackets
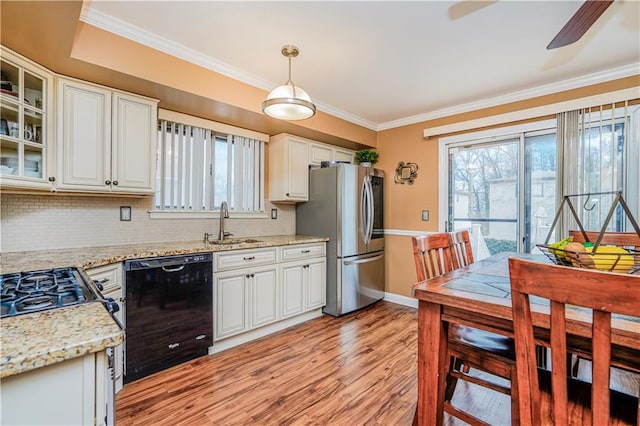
0,47,52,189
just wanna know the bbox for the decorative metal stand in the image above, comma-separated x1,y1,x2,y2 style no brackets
537,191,640,273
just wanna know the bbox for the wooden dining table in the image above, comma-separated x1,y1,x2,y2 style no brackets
412,251,640,425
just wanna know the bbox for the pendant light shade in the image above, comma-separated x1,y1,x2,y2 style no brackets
262,45,316,121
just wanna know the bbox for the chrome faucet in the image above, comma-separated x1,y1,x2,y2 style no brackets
218,201,233,241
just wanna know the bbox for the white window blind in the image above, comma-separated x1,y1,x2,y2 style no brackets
558,101,637,234
155,120,265,213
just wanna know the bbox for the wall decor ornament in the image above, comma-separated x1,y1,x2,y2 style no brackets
394,161,418,184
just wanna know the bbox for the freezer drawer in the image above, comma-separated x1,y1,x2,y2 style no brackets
326,251,385,316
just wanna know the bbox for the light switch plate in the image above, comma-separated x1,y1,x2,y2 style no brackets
421,210,429,221
271,208,278,219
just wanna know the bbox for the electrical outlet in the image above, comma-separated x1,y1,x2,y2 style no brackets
271,208,278,219
421,210,429,221
120,206,132,221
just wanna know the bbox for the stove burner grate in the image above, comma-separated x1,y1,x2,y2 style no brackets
0,268,97,318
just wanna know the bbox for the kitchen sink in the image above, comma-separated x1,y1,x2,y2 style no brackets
207,238,262,245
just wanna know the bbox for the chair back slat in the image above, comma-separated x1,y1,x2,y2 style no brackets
549,300,568,425
451,229,474,267
412,233,458,281
569,230,640,250
508,258,640,426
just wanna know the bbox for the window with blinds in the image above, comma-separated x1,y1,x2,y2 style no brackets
154,120,265,213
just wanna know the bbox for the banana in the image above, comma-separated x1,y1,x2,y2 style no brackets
548,236,573,261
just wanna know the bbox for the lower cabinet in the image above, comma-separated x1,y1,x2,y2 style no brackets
1,351,111,426
213,242,327,347
214,265,278,340
86,263,125,394
280,257,326,319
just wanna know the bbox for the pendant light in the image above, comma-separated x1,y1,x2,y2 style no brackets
262,45,316,120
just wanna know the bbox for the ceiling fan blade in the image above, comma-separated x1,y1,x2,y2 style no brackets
547,0,614,49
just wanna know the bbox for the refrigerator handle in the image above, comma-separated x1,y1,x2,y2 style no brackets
343,253,384,265
366,177,374,242
360,177,369,244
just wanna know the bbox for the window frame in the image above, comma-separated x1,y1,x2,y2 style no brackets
150,111,268,220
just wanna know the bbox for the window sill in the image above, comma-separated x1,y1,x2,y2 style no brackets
149,210,269,220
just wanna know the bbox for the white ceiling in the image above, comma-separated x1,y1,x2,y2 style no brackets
81,1,640,130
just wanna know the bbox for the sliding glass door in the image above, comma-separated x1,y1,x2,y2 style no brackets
444,103,637,259
447,130,557,257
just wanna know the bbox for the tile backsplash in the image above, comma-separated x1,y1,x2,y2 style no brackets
1,194,295,253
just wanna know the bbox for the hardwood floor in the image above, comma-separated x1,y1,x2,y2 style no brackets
116,301,638,426
117,302,417,425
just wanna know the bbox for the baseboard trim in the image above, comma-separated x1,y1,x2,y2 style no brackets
383,292,418,309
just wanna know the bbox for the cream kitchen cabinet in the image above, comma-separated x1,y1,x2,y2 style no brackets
214,264,278,340
269,133,354,202
211,242,326,351
268,133,309,202
308,143,354,167
0,46,54,191
56,77,158,194
86,263,125,394
280,244,326,318
334,148,354,164
1,351,111,426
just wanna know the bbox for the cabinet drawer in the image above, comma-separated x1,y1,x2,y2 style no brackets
215,248,278,271
281,243,326,262
85,263,122,293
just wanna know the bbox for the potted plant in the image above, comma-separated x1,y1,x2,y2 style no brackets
354,149,379,167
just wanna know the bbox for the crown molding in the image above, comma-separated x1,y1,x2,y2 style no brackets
79,6,379,131
79,5,639,133
377,63,640,131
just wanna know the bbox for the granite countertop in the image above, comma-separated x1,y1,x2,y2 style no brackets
0,302,124,378
0,234,329,274
0,235,327,378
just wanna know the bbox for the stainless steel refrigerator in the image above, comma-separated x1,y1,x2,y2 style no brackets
296,163,385,316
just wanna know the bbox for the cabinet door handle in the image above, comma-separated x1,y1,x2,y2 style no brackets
301,249,311,253
243,256,255,261
113,180,119,186
286,193,290,196
168,343,180,349
48,176,56,182
105,180,111,185
246,274,250,278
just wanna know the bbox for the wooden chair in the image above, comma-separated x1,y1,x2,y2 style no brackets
508,258,640,426
567,230,640,375
569,230,640,250
451,229,474,268
412,234,518,425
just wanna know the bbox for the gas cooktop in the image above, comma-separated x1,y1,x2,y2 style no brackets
0,267,100,318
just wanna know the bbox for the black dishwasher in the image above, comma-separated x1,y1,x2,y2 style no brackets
124,253,213,383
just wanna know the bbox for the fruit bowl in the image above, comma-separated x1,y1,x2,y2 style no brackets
537,243,640,274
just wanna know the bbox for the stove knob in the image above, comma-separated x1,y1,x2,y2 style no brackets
105,297,120,314
93,280,104,291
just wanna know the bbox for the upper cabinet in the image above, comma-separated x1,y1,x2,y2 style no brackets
56,78,158,194
269,134,310,202
308,143,354,167
0,47,54,190
268,133,354,203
